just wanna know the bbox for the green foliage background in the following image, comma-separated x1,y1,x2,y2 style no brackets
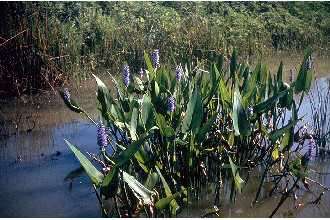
0,2,329,86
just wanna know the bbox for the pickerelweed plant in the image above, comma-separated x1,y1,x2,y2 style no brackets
60,48,326,217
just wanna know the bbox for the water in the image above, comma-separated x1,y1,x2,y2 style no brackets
0,81,102,217
0,55,329,217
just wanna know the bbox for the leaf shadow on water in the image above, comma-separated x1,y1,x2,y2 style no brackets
64,166,86,191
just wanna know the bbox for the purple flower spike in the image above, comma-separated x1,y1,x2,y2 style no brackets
97,123,108,147
122,64,130,87
167,96,175,112
151,49,160,68
175,64,183,81
307,137,316,158
139,68,145,78
63,88,71,102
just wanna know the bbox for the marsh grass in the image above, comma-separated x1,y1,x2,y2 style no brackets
309,79,330,156
1,2,330,96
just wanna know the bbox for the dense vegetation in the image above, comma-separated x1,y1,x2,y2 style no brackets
61,49,323,217
1,2,329,96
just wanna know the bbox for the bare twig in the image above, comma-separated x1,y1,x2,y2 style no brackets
0,29,28,48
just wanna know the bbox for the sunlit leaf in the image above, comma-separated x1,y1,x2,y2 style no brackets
228,155,244,194
232,87,250,136
144,51,155,78
155,191,181,210
155,166,179,216
130,107,138,140
272,145,279,160
156,114,175,137
144,171,159,190
64,139,103,186
219,78,231,108
122,171,154,205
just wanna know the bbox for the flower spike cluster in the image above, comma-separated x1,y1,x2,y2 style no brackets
152,49,160,68
63,88,71,102
167,96,175,112
175,64,183,81
97,123,108,147
122,64,130,87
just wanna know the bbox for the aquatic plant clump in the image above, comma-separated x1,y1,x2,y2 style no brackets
308,78,330,156
61,48,326,218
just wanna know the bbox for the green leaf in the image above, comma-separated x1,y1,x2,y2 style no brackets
279,83,293,109
289,158,306,178
156,114,175,137
269,120,297,143
93,74,112,109
155,166,179,216
204,64,221,105
253,88,289,114
228,155,244,194
280,127,294,151
141,95,155,131
64,139,103,186
196,114,217,143
122,171,154,205
182,87,203,134
164,126,175,137
144,171,159,190
219,78,231,108
102,166,118,187
117,134,149,167
228,133,235,147
295,49,313,94
232,88,250,136
230,49,238,78
130,107,138,140
151,80,160,98
144,51,155,79
93,74,121,122
133,76,144,91
134,148,150,173
272,145,279,160
155,191,182,210
157,70,171,92
59,90,83,113
276,61,283,82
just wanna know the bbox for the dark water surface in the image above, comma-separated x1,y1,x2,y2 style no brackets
0,55,329,217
